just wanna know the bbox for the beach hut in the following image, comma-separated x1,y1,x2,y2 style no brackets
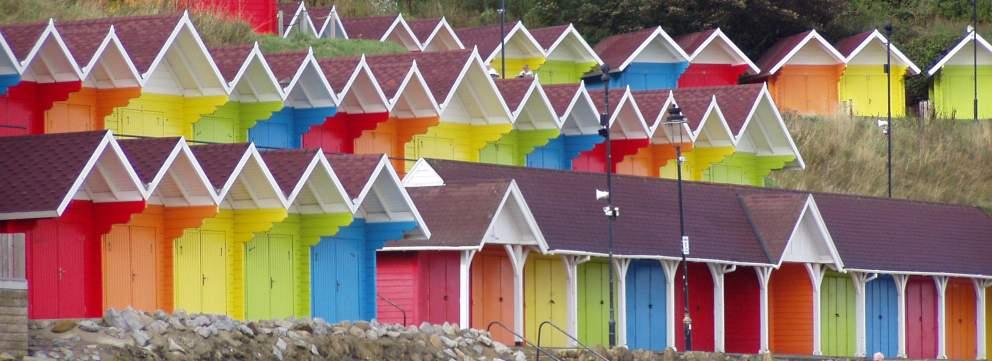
315,154,428,323
304,56,390,153
0,131,145,319
835,30,920,117
407,17,463,52
864,274,899,357
943,277,977,360
313,10,421,51
527,82,602,170
926,31,992,120
380,178,546,345
675,28,759,87
253,49,337,149
457,21,546,79
481,77,560,166
278,2,317,38
573,87,650,173
180,143,288,319
750,30,846,116
109,137,218,313
246,149,353,320
586,26,690,91
529,24,602,84
0,20,83,137
195,44,283,143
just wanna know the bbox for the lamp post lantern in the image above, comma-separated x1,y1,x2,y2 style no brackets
597,63,619,348
665,104,692,350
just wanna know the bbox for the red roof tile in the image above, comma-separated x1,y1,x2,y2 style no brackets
117,137,182,185
263,51,308,86
324,153,383,200
317,56,362,94
542,83,581,117
630,90,670,126
456,23,508,59
341,15,397,41
278,2,303,22
189,143,251,190
674,28,716,57
306,6,333,28
495,77,534,113
0,130,108,215
364,50,472,103
0,22,48,62
407,18,441,44
594,27,656,70
672,84,763,135
529,24,569,51
54,15,182,75
586,88,628,118
259,149,317,197
53,21,112,67
834,31,873,59
209,45,253,82
365,56,414,99
755,30,811,77
737,192,808,263
389,180,510,248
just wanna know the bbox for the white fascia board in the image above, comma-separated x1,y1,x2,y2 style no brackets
0,31,20,74
546,24,603,65
387,14,421,50
0,210,61,221
56,132,146,215
142,139,185,198
230,42,285,100
285,49,338,106
281,2,307,38
691,96,734,144
340,57,389,110
391,61,441,114
248,144,290,209
85,27,141,85
423,17,465,51
563,83,600,132
546,250,776,268
927,31,992,76
485,21,546,63
618,26,691,72
380,245,480,251
608,87,650,139
400,158,444,188
316,6,340,38
214,144,253,202
694,28,760,74
440,47,477,107
767,30,846,76
141,12,229,94
24,20,83,80
846,29,921,75
509,78,538,118
743,84,804,168
845,269,992,281
648,90,682,143
316,152,357,213
286,152,355,213
55,132,112,216
478,180,549,253
443,49,513,122
177,139,221,204
530,81,564,128
357,155,431,238
145,139,219,205
775,195,844,270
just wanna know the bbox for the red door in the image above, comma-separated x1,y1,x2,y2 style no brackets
674,262,715,351
56,216,88,317
424,252,459,325
906,276,937,359
28,225,59,318
724,266,761,353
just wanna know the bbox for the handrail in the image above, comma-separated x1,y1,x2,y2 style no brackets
486,321,565,361
536,320,610,361
376,294,407,326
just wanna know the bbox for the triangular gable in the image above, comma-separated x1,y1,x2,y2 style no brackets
380,14,421,51
686,96,734,147
224,43,282,103
779,196,843,269
413,17,464,51
742,192,842,269
762,30,845,76
512,80,560,130
839,29,920,75
927,31,992,76
118,137,217,207
439,49,513,125
261,150,352,215
488,21,545,62
638,90,692,144
279,1,317,38
588,87,650,139
0,31,18,76
351,155,430,238
734,84,805,168
682,28,759,74
483,180,548,252
17,20,82,83
78,27,141,88
335,56,389,113
599,26,690,73
386,61,440,118
277,49,337,108
141,12,227,96
193,143,287,209
539,24,602,64
545,82,600,136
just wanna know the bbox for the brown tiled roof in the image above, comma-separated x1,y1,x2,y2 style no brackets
495,77,534,113
814,194,992,276
529,24,569,51
279,2,304,23
424,159,770,264
317,56,362,93
674,28,716,57
456,23,508,59
672,84,763,135
117,137,182,185
407,18,441,44
365,57,414,99
594,27,656,70
755,30,811,77
737,192,807,263
630,90,669,126
0,131,108,215
259,149,318,197
72,14,183,74
0,22,48,62
324,153,383,200
586,88,628,118
387,180,510,248
542,83,581,117
306,6,333,28
341,15,396,41
264,51,308,86
209,46,253,82
189,143,251,190
54,21,112,67
364,50,472,103
834,31,873,58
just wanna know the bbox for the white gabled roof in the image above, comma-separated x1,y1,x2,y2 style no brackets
604,87,650,139
227,42,283,102
510,79,561,130
616,26,691,72
335,55,390,114
735,83,805,169
284,151,354,215
926,31,992,76
79,26,141,88
386,61,441,117
20,19,83,83
559,82,602,135
214,144,289,210
688,96,735,146
544,23,603,65
776,195,844,270
353,155,431,239
842,29,920,75
0,29,21,75
282,47,338,107
281,1,316,38
420,17,465,51
439,48,513,124
484,21,546,63
136,138,218,207
687,28,759,74
764,29,846,76
142,12,228,95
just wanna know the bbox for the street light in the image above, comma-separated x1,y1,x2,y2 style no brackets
664,103,692,350
885,23,893,198
596,63,619,348
499,0,506,79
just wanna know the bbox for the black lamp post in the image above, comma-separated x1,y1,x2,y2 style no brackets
598,63,619,348
974,0,979,122
885,23,893,198
499,0,506,79
665,104,691,350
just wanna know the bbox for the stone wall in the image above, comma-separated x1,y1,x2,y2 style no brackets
0,289,27,357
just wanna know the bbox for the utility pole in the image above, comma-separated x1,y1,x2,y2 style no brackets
499,0,506,79
885,24,893,198
666,104,691,350
599,63,618,348
974,0,979,122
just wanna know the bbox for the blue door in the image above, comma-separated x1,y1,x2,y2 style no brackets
866,275,898,357
527,136,565,169
625,260,667,350
311,220,365,322
250,107,296,149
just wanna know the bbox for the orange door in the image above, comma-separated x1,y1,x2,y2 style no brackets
769,263,813,355
130,226,158,311
103,225,133,310
471,247,515,345
946,278,977,360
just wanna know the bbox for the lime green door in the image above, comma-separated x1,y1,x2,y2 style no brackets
821,271,856,356
246,233,295,320
245,236,271,319
577,260,610,346
269,234,294,319
201,231,227,315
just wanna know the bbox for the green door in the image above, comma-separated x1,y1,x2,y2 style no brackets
245,236,271,320
577,260,610,346
268,234,294,319
821,271,856,356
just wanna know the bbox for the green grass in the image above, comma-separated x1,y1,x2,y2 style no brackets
769,115,992,210
257,33,407,58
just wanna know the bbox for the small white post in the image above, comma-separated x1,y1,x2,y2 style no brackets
708,263,736,353
614,258,631,347
851,272,878,357
805,263,827,356
974,279,992,360
934,276,949,360
504,244,529,343
755,266,773,354
661,259,680,350
458,250,477,329
561,255,590,346
893,274,909,358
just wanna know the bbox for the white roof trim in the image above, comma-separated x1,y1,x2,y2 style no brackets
54,132,145,218
844,268,992,281
484,21,547,63
522,80,564,128
0,30,20,74
542,250,776,267
766,29,846,76
545,24,603,65
141,12,229,94
440,48,513,120
352,155,430,238
285,151,355,214
337,55,390,109
22,19,83,80
80,26,141,85
228,42,285,100
387,60,441,115
420,17,465,51
317,5,343,39
216,143,289,209
282,48,338,105
690,28,760,74
383,14,421,50
774,195,844,270
735,83,805,168
143,138,220,205
401,158,444,188
927,31,992,76
282,1,313,38
844,29,921,75
647,90,693,144
617,26,691,72
689,96,735,144
560,82,601,132
606,87,650,138
477,180,549,252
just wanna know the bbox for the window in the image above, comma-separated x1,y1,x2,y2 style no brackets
0,233,26,289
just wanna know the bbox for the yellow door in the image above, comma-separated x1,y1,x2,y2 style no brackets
201,230,227,315
174,229,203,312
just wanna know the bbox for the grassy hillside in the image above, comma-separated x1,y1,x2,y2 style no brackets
769,116,992,210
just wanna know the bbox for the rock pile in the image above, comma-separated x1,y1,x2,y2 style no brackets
25,308,525,361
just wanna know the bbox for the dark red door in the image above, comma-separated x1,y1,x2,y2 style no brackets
675,262,715,351
906,276,937,359
57,220,87,317
424,252,459,324
28,224,59,318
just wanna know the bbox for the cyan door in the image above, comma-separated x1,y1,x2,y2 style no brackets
625,260,667,351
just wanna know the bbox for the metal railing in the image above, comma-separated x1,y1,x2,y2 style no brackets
486,321,565,361
376,294,407,326
536,320,610,361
